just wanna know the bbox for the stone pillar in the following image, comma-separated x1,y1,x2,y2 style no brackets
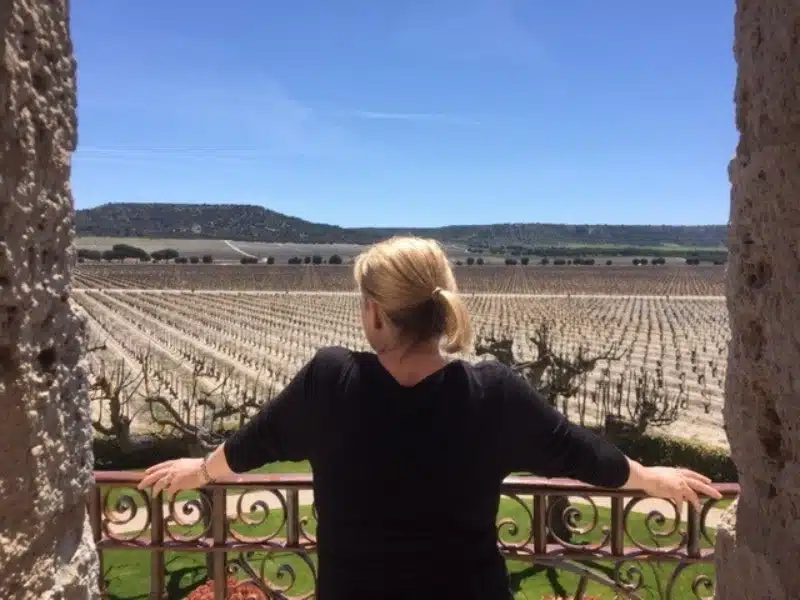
0,1,99,598
715,1,800,599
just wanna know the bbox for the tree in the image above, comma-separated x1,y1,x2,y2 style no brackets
102,249,122,262
540,257,550,265
266,256,275,265
189,256,200,264
475,322,626,415
520,257,530,265
605,259,613,266
466,257,475,266
632,258,640,266
175,257,189,264
239,257,257,264
639,258,649,265
329,254,343,265
311,255,323,265
202,255,213,264
455,260,463,266
88,349,265,462
112,243,149,261
505,258,518,266
303,256,311,264
554,259,566,266
151,248,180,262
77,249,103,261
476,257,484,265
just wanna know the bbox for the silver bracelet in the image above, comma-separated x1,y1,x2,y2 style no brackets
200,456,215,484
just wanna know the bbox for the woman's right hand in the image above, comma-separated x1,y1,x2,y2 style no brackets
636,465,722,511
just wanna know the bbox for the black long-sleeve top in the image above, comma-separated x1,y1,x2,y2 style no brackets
224,346,630,600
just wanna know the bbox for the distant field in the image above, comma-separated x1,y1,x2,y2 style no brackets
76,237,476,262
75,236,713,265
75,237,370,262
556,242,727,251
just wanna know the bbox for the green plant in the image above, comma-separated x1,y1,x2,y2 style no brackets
610,432,736,482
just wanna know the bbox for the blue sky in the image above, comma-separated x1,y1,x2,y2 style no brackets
70,0,735,227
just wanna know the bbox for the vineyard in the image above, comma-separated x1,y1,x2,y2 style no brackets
73,263,725,295
74,263,730,450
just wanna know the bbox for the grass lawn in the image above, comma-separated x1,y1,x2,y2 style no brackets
101,481,718,600
713,498,733,510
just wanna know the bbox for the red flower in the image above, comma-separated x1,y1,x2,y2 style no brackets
540,596,603,600
185,576,268,600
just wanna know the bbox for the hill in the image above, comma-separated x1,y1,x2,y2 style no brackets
76,203,728,248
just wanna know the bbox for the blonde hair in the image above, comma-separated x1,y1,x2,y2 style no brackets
353,236,473,353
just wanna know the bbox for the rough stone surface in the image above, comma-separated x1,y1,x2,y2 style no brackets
0,1,99,598
715,2,800,599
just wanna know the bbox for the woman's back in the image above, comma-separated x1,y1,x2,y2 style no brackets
312,348,509,597
223,345,631,599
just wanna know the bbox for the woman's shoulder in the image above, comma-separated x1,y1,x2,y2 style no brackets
312,345,356,369
314,344,352,360
464,357,516,383
313,345,384,375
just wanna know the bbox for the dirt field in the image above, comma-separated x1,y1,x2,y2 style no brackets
74,263,729,450
76,237,471,262
74,263,724,295
75,236,699,265
76,236,371,262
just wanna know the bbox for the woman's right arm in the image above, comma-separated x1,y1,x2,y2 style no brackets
139,350,325,496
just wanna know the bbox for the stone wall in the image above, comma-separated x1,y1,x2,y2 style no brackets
715,1,800,598
0,0,99,598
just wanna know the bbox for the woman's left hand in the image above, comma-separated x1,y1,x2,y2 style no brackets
137,458,206,498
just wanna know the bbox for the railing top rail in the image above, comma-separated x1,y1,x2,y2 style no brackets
93,470,739,496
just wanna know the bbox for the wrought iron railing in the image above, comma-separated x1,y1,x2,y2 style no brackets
88,472,738,599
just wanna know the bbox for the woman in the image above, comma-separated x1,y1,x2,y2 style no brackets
139,236,721,599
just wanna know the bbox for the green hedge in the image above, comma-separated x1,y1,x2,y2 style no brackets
604,430,737,482
93,434,212,470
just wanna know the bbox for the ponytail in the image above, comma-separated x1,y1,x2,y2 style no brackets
436,289,473,354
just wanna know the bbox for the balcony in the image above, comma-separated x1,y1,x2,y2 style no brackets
89,472,738,599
